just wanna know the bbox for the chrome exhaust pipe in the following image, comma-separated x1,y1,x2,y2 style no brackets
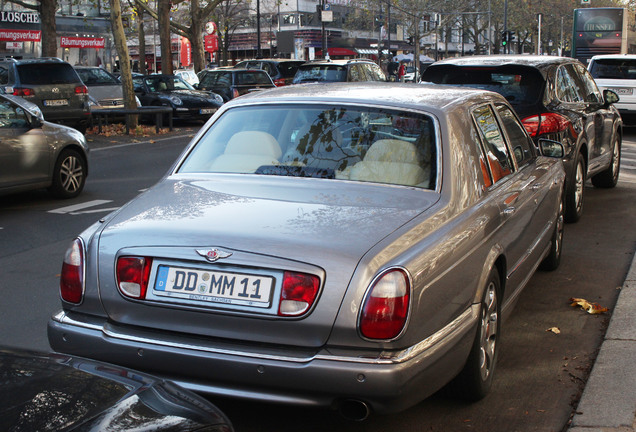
338,399,372,421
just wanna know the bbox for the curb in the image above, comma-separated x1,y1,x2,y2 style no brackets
568,254,636,431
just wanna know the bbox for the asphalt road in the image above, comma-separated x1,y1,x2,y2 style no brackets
1,129,635,432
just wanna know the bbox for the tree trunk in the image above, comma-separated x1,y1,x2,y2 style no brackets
158,0,173,74
189,0,206,72
110,0,138,129
41,0,58,57
137,5,147,74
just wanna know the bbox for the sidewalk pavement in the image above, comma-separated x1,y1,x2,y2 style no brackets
568,255,636,431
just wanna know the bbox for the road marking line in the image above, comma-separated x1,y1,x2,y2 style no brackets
48,200,113,214
69,207,120,215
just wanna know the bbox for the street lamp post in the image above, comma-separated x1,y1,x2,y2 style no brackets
256,0,262,58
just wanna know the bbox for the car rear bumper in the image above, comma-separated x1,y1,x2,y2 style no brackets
48,306,478,414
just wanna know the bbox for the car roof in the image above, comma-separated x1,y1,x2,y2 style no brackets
300,59,376,66
432,55,576,69
225,81,505,113
590,54,636,60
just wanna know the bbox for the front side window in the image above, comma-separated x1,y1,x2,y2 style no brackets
0,100,28,128
473,105,513,184
178,104,437,189
495,104,535,167
575,63,602,103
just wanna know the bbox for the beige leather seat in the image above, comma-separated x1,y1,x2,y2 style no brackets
210,131,282,173
349,139,428,186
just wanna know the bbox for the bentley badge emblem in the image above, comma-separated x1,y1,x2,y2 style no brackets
196,248,232,262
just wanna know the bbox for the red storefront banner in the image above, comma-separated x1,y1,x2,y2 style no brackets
0,29,41,42
204,34,218,53
180,37,191,67
60,36,105,49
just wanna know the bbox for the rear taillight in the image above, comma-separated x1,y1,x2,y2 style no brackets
12,87,34,97
278,271,320,316
75,85,88,94
522,113,573,138
116,256,153,299
273,78,286,86
359,268,410,340
60,238,85,304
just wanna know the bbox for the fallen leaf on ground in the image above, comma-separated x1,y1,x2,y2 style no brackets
569,298,609,314
547,327,561,334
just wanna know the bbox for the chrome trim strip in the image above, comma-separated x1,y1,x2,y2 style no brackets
53,306,478,365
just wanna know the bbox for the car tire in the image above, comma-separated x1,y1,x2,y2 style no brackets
565,152,585,223
450,267,501,401
539,195,564,271
49,148,86,199
591,134,621,188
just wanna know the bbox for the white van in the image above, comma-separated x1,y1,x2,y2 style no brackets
588,54,636,125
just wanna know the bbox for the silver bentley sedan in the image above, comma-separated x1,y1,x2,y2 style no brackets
48,82,566,419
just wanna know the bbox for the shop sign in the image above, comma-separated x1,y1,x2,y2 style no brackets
204,34,218,53
60,36,105,49
0,12,40,24
0,29,41,41
6,41,23,49
180,37,191,67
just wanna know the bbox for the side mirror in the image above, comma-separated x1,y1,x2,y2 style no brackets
538,138,565,158
603,89,620,105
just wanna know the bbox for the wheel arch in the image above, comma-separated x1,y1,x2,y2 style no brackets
55,144,89,178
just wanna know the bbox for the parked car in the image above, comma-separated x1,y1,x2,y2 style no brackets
0,57,90,133
175,69,200,86
133,74,223,121
233,59,305,86
196,69,275,101
588,54,636,125
0,94,88,199
48,82,566,418
0,348,234,431
74,65,126,109
423,55,622,222
292,59,387,84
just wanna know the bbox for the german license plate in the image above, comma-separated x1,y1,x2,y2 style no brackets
200,108,216,114
154,265,273,307
44,99,69,106
610,87,633,95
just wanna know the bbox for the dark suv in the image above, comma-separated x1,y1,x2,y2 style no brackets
423,55,622,223
0,57,90,133
292,59,386,84
233,59,305,86
196,69,275,102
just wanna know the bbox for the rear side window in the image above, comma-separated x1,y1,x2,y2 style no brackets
17,63,80,85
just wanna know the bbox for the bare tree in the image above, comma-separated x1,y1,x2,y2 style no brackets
111,0,138,128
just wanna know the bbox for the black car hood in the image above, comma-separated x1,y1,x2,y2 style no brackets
0,349,231,431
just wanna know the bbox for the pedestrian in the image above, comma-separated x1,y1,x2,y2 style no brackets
398,61,406,82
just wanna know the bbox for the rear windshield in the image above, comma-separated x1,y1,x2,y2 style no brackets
589,59,636,79
179,104,437,189
294,65,347,83
423,65,544,105
235,71,272,85
17,63,80,85
276,62,303,78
